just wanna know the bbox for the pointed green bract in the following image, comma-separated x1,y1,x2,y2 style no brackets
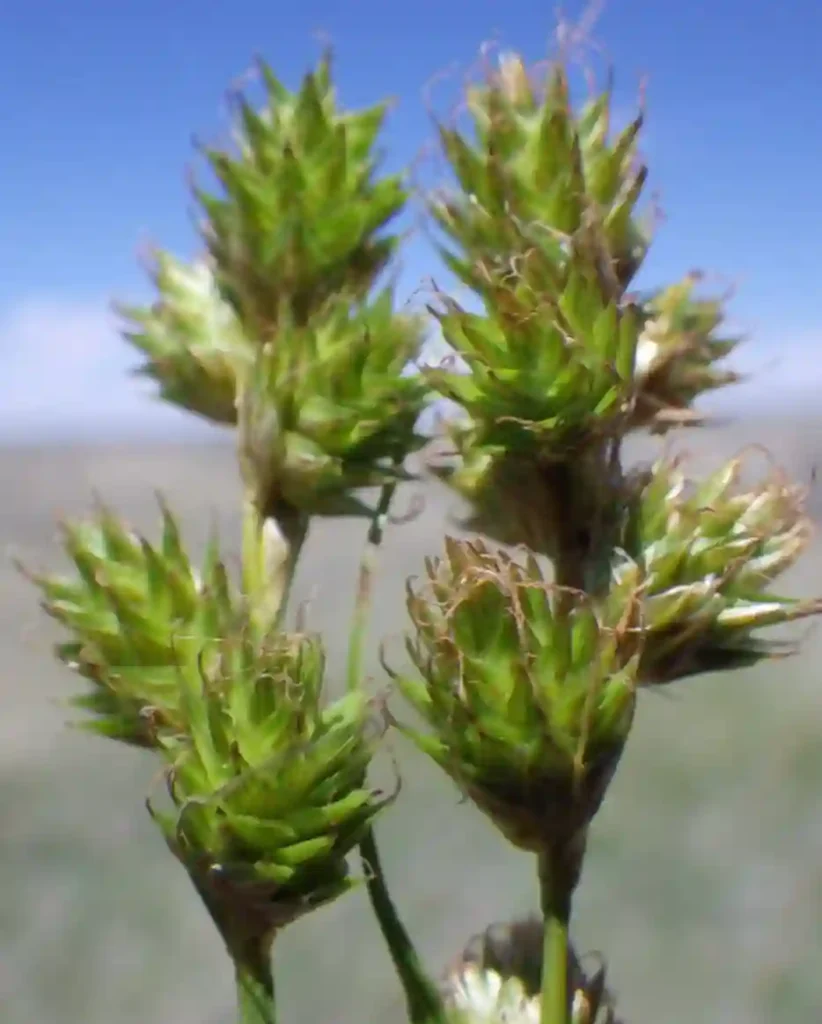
616,452,820,682
23,502,239,747
394,538,641,859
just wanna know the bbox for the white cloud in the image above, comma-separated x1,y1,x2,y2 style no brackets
0,296,215,441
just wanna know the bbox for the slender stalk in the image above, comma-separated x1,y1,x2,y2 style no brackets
191,873,278,1024
346,479,397,693
235,941,277,1024
346,479,446,1024
361,827,446,1024
242,492,308,637
538,850,573,1024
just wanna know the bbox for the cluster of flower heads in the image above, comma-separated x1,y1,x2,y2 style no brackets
23,43,821,1024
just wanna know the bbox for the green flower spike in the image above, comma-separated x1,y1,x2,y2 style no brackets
235,290,428,633
21,501,238,748
393,537,641,872
631,273,742,431
119,56,423,443
237,290,429,521
150,627,391,990
432,53,650,306
197,53,406,338
424,52,652,556
616,451,822,684
443,916,622,1023
118,252,251,425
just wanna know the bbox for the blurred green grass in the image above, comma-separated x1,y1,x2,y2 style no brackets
2,421,822,1023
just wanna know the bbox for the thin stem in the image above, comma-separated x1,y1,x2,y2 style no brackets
346,479,397,692
345,479,446,1023
234,935,277,1024
538,850,573,1024
361,827,447,1024
190,872,278,1024
242,492,308,637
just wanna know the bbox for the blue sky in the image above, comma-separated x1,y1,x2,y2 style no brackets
1,0,821,440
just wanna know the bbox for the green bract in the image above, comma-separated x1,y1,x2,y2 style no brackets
24,502,238,747
151,629,389,934
394,538,641,858
616,452,821,682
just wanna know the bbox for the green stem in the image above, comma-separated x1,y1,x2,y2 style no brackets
234,935,277,1024
345,479,446,1023
242,492,308,637
190,871,278,1024
538,850,573,1024
346,480,397,693
361,827,446,1024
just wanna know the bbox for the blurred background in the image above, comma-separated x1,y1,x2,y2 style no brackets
3,1,822,1022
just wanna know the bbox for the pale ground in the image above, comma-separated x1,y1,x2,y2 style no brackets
2,418,822,1023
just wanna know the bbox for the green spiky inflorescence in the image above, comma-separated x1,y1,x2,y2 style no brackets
121,57,428,505
394,537,640,873
616,451,821,684
631,273,742,431
150,628,390,941
24,502,239,748
425,55,739,561
27,502,389,933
